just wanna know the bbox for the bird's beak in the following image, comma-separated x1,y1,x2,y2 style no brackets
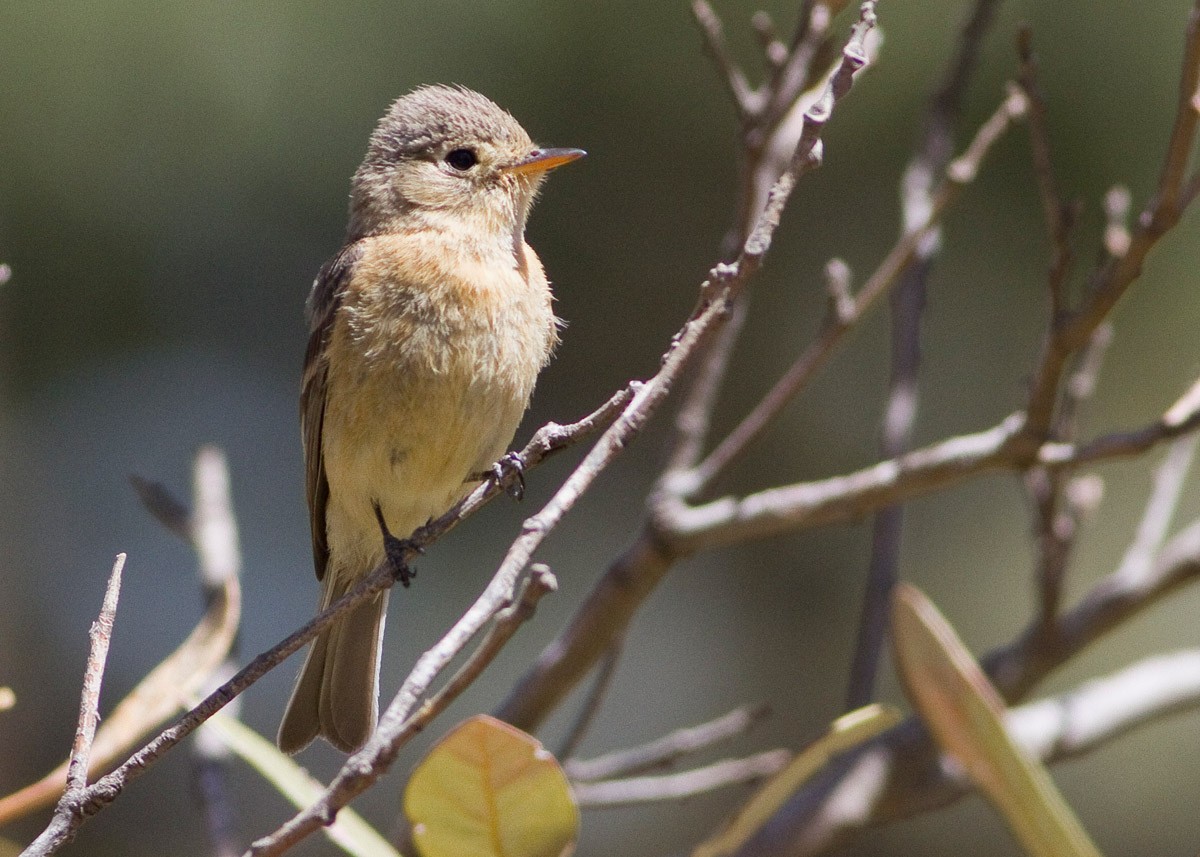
503,147,587,176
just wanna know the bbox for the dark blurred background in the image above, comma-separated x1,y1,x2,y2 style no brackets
3,1,1200,855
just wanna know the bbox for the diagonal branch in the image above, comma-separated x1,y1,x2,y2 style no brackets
23,554,126,857
687,84,1028,495
497,2,879,731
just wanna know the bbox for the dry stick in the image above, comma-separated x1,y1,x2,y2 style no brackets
845,0,1003,712
572,750,790,809
1027,323,1112,627
245,562,556,856
501,85,1029,731
23,554,126,857
986,442,1200,702
496,2,879,733
669,373,1200,555
671,0,845,476
13,390,629,854
0,508,241,826
1021,0,1200,437
688,85,1029,495
692,0,756,117
1015,25,1090,629
565,703,771,782
1114,436,1198,586
189,447,244,857
556,638,625,761
1017,26,1075,322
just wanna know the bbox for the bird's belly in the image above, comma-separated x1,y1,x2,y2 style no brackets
321,351,531,570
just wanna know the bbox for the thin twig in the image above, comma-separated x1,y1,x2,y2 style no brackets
689,85,1029,494
670,0,868,475
571,750,790,808
1017,25,1075,323
1114,436,1198,585
557,639,625,761
1026,323,1113,627
24,554,126,857
669,372,1200,556
846,0,1003,711
565,703,771,782
498,2,880,730
11,396,623,850
189,447,244,857
245,565,558,855
0,462,242,827
66,556,126,796
192,664,241,857
693,0,756,117
1021,0,1200,437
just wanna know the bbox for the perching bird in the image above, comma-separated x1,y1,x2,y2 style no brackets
278,85,583,754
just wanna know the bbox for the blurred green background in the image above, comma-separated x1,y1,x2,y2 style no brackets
3,1,1200,855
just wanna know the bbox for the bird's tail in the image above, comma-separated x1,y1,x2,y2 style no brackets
277,576,389,754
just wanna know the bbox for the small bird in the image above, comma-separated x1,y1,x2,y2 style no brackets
277,85,583,754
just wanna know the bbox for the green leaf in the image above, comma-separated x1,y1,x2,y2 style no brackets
891,583,1103,857
404,715,579,857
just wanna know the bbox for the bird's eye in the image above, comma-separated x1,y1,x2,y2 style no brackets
445,148,478,171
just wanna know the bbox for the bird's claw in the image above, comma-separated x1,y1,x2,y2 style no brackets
373,501,421,587
491,452,526,501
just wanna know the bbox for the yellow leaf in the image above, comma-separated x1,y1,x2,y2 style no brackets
405,715,578,857
891,583,1103,857
693,704,901,857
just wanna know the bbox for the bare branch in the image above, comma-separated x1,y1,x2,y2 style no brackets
1153,0,1200,217
23,554,126,857
693,0,757,117
847,0,1003,711
3,450,245,839
1017,25,1075,322
557,639,624,761
245,564,558,855
689,85,1028,494
1022,0,1200,437
987,479,1200,702
498,4,880,731
572,750,790,809
565,703,771,782
67,556,126,795
670,0,875,474
1113,435,1197,586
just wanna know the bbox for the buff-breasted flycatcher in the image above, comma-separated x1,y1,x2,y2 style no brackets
277,85,583,754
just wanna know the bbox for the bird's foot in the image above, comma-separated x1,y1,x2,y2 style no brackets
490,452,527,501
373,502,422,587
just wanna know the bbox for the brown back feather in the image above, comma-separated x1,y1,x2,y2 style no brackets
302,242,363,581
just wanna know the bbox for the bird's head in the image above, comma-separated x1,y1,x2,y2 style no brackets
347,85,584,245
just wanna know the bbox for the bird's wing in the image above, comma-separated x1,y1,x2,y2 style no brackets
301,241,363,582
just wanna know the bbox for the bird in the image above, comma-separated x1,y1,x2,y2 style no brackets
277,85,584,754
